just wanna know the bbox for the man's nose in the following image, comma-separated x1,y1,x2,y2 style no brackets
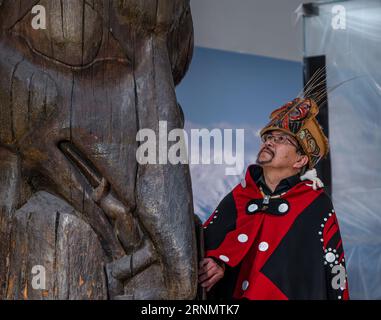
264,139,274,148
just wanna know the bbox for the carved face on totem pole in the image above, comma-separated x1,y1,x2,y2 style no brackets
0,0,197,299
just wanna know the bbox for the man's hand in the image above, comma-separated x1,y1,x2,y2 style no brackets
198,257,225,292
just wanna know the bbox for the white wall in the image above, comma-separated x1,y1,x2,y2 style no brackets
191,0,312,61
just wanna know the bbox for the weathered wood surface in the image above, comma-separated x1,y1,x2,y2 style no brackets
2,191,108,299
0,0,197,299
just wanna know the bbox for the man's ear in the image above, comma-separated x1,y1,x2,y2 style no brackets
293,154,309,169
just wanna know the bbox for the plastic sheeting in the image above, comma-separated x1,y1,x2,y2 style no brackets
303,0,381,299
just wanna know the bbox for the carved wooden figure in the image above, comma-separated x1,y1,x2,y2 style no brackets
0,0,197,299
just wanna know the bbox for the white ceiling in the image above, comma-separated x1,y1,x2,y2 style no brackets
190,0,312,61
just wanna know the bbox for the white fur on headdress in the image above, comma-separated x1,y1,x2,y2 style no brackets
300,168,324,190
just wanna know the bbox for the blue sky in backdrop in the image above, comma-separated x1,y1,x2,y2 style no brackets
176,47,303,221
177,47,303,126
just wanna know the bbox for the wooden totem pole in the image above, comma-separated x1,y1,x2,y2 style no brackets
0,0,198,299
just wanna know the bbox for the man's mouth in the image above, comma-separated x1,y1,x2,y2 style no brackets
261,148,274,157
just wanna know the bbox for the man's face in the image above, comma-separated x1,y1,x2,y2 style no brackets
256,130,307,170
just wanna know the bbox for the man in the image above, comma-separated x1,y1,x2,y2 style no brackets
198,97,349,300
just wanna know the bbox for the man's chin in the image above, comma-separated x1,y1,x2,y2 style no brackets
256,157,272,165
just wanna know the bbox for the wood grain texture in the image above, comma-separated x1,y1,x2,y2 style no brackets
0,0,198,300
4,191,108,299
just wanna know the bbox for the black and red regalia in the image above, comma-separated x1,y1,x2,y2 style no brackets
203,164,349,300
